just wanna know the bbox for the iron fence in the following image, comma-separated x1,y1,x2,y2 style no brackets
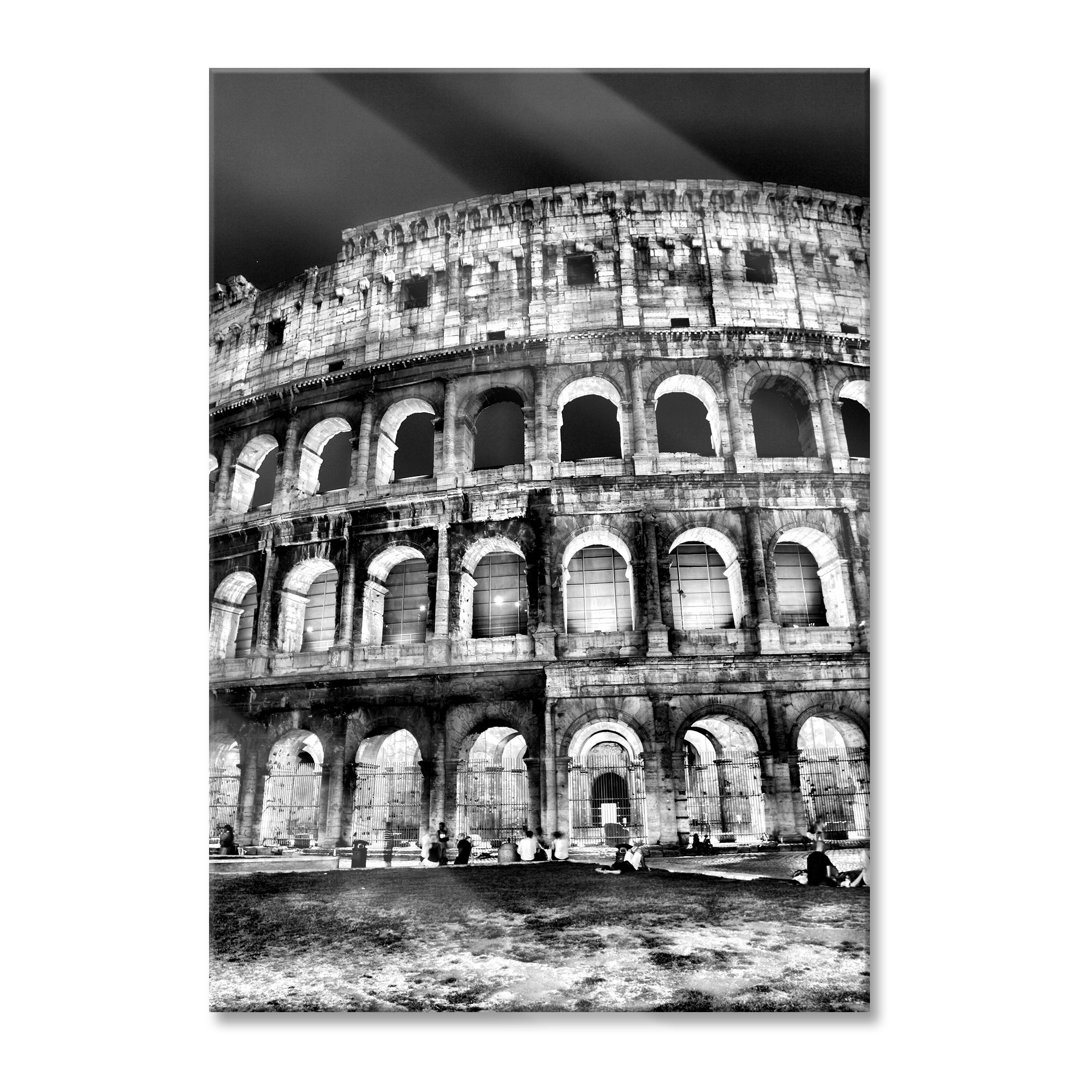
260,765,322,844
208,766,240,837
568,753,648,846
684,750,766,842
351,762,424,845
455,762,529,848
798,747,870,841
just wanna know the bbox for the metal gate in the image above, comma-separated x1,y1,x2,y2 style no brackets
351,762,424,845
455,761,528,848
208,765,240,837
684,750,766,843
568,753,647,846
260,764,322,845
798,747,869,840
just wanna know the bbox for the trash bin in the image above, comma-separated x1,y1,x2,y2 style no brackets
498,840,518,865
351,839,369,869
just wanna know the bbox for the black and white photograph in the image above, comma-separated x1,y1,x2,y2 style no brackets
207,68,871,1013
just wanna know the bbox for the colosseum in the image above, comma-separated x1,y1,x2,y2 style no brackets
208,178,870,858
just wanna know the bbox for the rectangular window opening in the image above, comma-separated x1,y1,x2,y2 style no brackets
487,330,506,341
266,319,286,349
841,322,859,335
566,254,596,286
743,252,775,285
327,360,344,373
670,317,690,329
403,277,430,310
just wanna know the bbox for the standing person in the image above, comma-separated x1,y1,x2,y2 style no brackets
806,837,840,886
551,831,570,862
437,821,451,865
517,829,539,862
454,833,473,865
383,823,395,867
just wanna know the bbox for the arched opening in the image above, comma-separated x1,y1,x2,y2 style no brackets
277,559,339,654
260,731,323,846
656,393,715,456
774,542,827,626
352,729,424,846
393,414,435,481
229,434,278,513
209,737,240,840
209,571,258,660
797,715,869,840
683,718,765,844
670,542,734,629
567,724,647,847
841,400,870,457
384,559,429,644
750,386,817,457
456,726,528,848
374,399,436,484
564,542,634,633
298,418,352,496
560,396,621,461
473,400,525,470
472,552,528,637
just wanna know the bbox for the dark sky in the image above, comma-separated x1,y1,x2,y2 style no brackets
211,70,868,290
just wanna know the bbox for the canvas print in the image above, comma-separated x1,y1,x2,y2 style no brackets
209,69,870,1012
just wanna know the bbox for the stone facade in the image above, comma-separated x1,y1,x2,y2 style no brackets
209,179,870,852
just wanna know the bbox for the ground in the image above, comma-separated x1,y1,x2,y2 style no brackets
209,860,869,1012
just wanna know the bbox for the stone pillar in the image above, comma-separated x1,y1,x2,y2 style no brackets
555,754,571,838
642,513,670,656
839,507,870,647
544,700,558,837
813,363,844,470
534,505,557,658
763,691,803,840
333,542,357,661
671,749,690,849
745,508,780,653
211,439,235,522
236,739,267,847
532,364,550,471
524,757,543,833
722,359,747,457
352,398,375,499
272,413,302,513
322,736,347,847
360,579,388,645
419,757,435,835
254,530,277,665
441,377,458,475
430,523,451,663
642,749,672,846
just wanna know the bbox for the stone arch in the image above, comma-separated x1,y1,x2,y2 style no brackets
298,416,352,496
836,377,869,409
673,703,767,754
556,375,627,461
260,730,324,844
208,734,242,839
563,714,649,760
653,373,723,457
352,727,425,845
360,545,428,646
456,722,531,845
667,526,747,630
769,524,853,627
277,557,338,654
209,570,258,659
374,398,436,484
744,371,818,458
793,709,870,840
560,527,637,633
458,536,528,639
793,708,868,753
836,379,870,457
464,386,527,471
230,433,278,513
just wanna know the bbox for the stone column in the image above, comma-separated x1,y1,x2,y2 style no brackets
419,757,435,835
272,413,302,513
211,438,235,522
642,749,669,846
744,508,779,652
322,735,347,847
430,523,451,663
627,358,650,473
555,754,571,839
531,364,548,470
253,530,277,668
352,398,375,499
524,757,543,833
534,505,557,658
333,541,357,662
441,377,458,475
642,513,670,656
544,700,558,838
813,362,843,469
236,738,267,847
671,748,690,849
722,358,747,457
360,579,388,645
839,507,870,646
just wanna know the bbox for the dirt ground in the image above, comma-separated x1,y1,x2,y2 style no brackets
210,861,869,1012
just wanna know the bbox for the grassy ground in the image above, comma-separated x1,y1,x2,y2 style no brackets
210,863,869,1012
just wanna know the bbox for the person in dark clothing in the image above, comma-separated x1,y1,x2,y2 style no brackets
806,839,840,886
350,836,369,868
596,845,636,874
217,824,238,856
383,826,395,867
437,821,451,865
454,834,473,865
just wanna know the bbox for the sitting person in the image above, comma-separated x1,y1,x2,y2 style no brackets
453,833,473,865
624,841,648,872
596,845,637,874
551,831,570,862
805,838,840,886
516,829,539,862
840,851,870,888
533,828,549,862
690,833,704,855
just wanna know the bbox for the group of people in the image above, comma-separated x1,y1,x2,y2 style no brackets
595,841,649,874
793,834,870,888
506,828,571,862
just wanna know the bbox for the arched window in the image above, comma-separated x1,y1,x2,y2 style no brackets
209,571,258,660
670,542,734,629
774,542,826,626
297,418,352,496
261,731,324,845
301,569,338,653
374,399,437,484
230,434,278,513
567,723,647,846
474,401,525,470
352,729,425,846
383,559,429,644
456,726,529,845
683,718,765,843
797,715,869,840
656,393,714,455
841,400,870,457
209,737,241,839
472,552,528,637
750,386,817,457
230,585,257,658
565,545,633,632
561,396,621,461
